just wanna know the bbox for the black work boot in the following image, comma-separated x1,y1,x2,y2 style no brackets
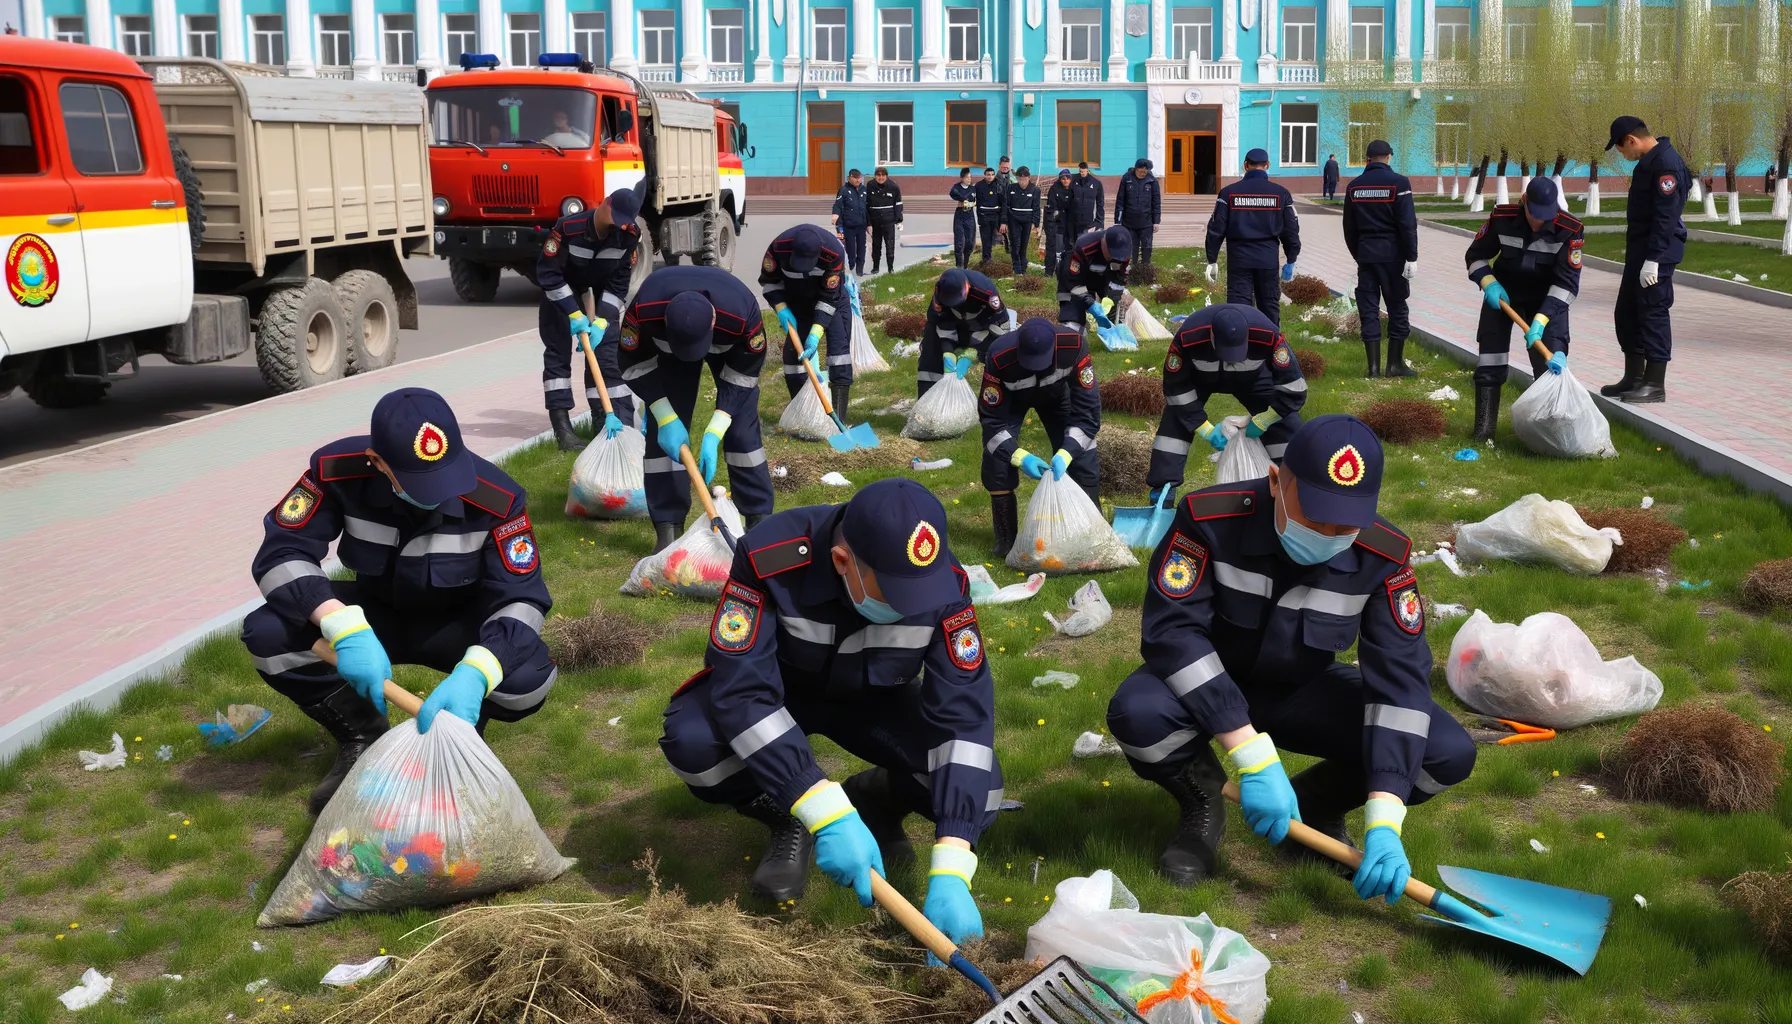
1621,359,1667,404
652,521,681,554
738,793,814,903
1472,384,1500,441
831,382,851,416
1283,762,1363,878
1153,744,1228,887
548,408,581,451
1363,340,1382,378
744,513,768,532
990,492,1020,560
1385,338,1417,377
842,767,920,868
1600,354,1645,397
298,684,391,815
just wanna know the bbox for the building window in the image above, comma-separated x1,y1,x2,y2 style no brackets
641,10,675,66
382,14,415,66
1434,102,1469,168
1056,98,1100,167
1712,5,1745,62
1063,8,1102,63
250,15,286,66
61,82,143,175
1639,7,1672,62
186,14,219,57
1350,6,1383,61
946,99,986,165
572,12,606,65
1570,6,1605,60
508,13,541,66
52,16,85,44
117,16,152,55
1347,101,1385,160
877,102,913,165
317,15,351,68
1435,7,1470,60
710,8,744,65
1280,103,1318,165
880,7,913,62
1170,7,1212,61
1282,6,1316,61
814,7,847,63
1504,7,1536,60
947,7,980,62
444,14,477,65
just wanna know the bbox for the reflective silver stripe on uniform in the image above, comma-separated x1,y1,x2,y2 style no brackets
837,624,935,654
729,707,799,758
928,739,995,772
1478,352,1509,366
609,383,634,400
1067,426,1097,450
828,354,853,366
784,363,808,376
545,284,575,301
644,457,678,474
1088,262,1107,271
1166,651,1226,696
1527,239,1564,253
1498,234,1525,248
653,337,673,354
485,601,546,633
1364,703,1432,737
987,787,1006,811
815,302,838,317
719,367,759,388
670,755,746,788
599,291,626,311
1265,443,1288,458
257,559,326,596
1467,260,1492,277
782,269,807,278
1277,586,1369,615
917,371,944,382
253,650,323,674
568,244,596,258
586,388,604,401
488,665,558,710
1277,378,1308,393
986,429,1014,453
1153,435,1192,456
1547,285,1576,305
1042,366,1073,386
935,327,960,340
1118,728,1202,764
1069,284,1090,297
1222,359,1264,371
1166,390,1199,406
1213,562,1275,597
1056,291,1076,302
343,516,400,547
400,531,488,557
725,448,767,467
1005,376,1038,391
782,617,837,644
1192,360,1221,372
622,357,659,380
543,377,573,392
1414,769,1450,795
595,247,626,259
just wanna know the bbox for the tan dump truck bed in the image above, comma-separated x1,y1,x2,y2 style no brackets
139,58,432,275
643,88,719,208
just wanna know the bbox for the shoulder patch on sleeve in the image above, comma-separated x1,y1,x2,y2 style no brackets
1569,239,1583,268
543,233,561,257
463,477,517,519
1183,489,1258,521
747,535,814,578
1156,531,1208,599
318,452,377,482
274,475,323,529
1386,565,1423,634
711,585,763,653
762,253,776,274
825,272,841,290
943,606,984,670
980,377,1005,406
493,514,539,575
747,323,766,352
1354,521,1412,564
1273,342,1292,368
1078,357,1095,389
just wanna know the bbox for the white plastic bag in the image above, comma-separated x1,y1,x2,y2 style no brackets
1045,579,1114,636
1213,416,1272,485
257,713,575,926
901,374,978,440
1009,474,1139,575
1510,368,1617,459
1455,493,1622,575
1026,871,1270,1024
566,427,647,519
620,488,744,600
964,564,1047,604
779,376,841,442
57,969,114,1010
1445,609,1663,729
1126,300,1173,342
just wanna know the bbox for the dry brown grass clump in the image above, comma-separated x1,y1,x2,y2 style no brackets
882,312,926,341
1010,274,1044,294
1296,349,1326,378
1333,309,1362,336
1100,373,1165,418
916,935,1045,1022
1162,266,1197,287
977,260,1013,279
1605,703,1785,813
863,303,901,323
544,604,667,670
777,436,927,485
1281,274,1333,305
1357,399,1447,444
1016,304,1060,325
1127,264,1158,286
1743,558,1792,610
1725,866,1792,957
1099,428,1157,498
1576,507,1688,572
1154,283,1190,305
768,459,815,492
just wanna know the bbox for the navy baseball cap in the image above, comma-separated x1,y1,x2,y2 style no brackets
1606,115,1647,151
1365,139,1393,159
1245,147,1270,164
1058,168,1072,179
1017,317,1057,372
1134,158,1150,169
1211,305,1250,361
1282,414,1384,529
788,225,825,273
1524,176,1558,221
935,269,971,307
663,291,715,360
369,387,476,506
605,187,640,223
1102,225,1133,261
843,479,960,616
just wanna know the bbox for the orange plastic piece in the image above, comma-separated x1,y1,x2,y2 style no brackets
1133,948,1242,1024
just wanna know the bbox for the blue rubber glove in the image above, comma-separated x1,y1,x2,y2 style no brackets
1281,262,1296,282
1524,316,1547,348
418,660,488,734
1481,278,1510,312
603,412,625,439
1547,350,1567,375
802,323,824,362
322,606,391,715
1016,451,1050,481
814,811,885,907
922,875,984,953
955,352,975,378
1353,826,1412,905
941,352,957,376
776,305,800,340
1200,423,1228,452
649,399,690,463
1050,449,1071,481
568,311,592,343
1245,420,1266,439
1229,734,1301,845
698,432,722,484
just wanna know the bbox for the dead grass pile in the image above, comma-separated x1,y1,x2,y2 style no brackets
543,604,667,670
916,935,1044,1022
977,260,1013,279
1281,274,1333,305
1015,304,1060,325
1154,283,1190,305
1099,429,1157,498
778,436,926,484
1010,274,1044,294
1605,703,1785,813
1296,349,1326,378
1100,373,1165,418
1127,264,1158,287
882,312,926,341
1332,309,1362,336
1743,558,1792,610
864,303,902,323
1576,508,1687,572
768,460,815,493
1162,266,1197,287
1357,399,1447,444
1724,866,1792,958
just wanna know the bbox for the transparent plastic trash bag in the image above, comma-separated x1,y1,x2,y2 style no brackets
1446,609,1663,729
901,374,978,440
257,713,574,926
846,275,890,374
779,374,841,442
1026,870,1270,1024
1454,493,1622,575
1510,367,1618,459
1008,473,1139,575
1213,415,1273,485
621,488,744,600
1125,300,1173,342
1044,579,1114,636
566,427,647,519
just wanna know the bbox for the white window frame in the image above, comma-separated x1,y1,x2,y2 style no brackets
880,6,914,62
571,11,606,65
1435,107,1469,168
1348,102,1385,159
443,14,477,65
1639,7,1673,62
382,13,416,67
507,12,541,67
1063,8,1103,63
250,14,286,67
813,7,847,64
1171,7,1213,61
1280,103,1318,165
1504,7,1536,61
876,101,914,166
52,16,85,44
185,14,219,57
1282,6,1316,62
1350,6,1383,61
947,7,980,62
1571,6,1604,60
1434,7,1471,60
1712,5,1745,61
316,14,351,69
640,9,675,67
708,8,744,66
117,15,152,56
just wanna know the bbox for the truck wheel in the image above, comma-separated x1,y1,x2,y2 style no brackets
170,137,206,255
701,213,737,272
256,278,348,393
22,362,107,408
335,270,400,374
449,258,501,302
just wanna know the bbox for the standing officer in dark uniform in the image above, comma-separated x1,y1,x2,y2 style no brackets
536,187,644,450
1462,177,1580,439
1107,414,1475,887
1322,154,1340,200
974,166,1009,265
1342,140,1419,378
620,266,776,552
243,387,556,812
1206,148,1301,329
950,168,978,269
831,168,870,277
918,268,1014,398
1004,166,1042,276
1146,303,1306,506
1604,115,1690,404
979,318,1102,556
1057,225,1133,336
1069,161,1105,238
760,224,853,411
659,478,1000,955
1044,168,1074,274
867,167,904,275
1116,158,1163,272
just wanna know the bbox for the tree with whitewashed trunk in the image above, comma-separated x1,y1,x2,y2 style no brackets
1645,0,1720,221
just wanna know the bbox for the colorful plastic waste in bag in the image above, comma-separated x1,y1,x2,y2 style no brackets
1008,474,1138,575
566,427,648,519
620,488,744,600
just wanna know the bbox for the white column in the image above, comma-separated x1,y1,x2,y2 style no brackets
680,0,707,80
1423,0,1436,58
415,0,440,74
1043,0,1061,80
1259,0,1279,75
220,0,243,61
611,0,638,72
1327,0,1349,65
480,0,502,62
1150,0,1166,58
1394,0,1411,79
1756,0,1777,82
22,0,45,39
282,0,312,73
852,0,874,78
1221,0,1238,60
1107,0,1128,78
920,0,943,79
544,0,566,53
1477,0,1501,62
784,0,802,77
755,0,772,78
153,0,178,54
352,0,379,78
87,0,113,49
1009,0,1025,79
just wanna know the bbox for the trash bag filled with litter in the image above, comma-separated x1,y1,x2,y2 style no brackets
846,275,890,374
258,714,575,926
1446,609,1663,729
1044,580,1114,637
621,488,743,600
1455,493,1622,575
1510,366,1618,459
902,372,978,440
1214,415,1273,485
566,427,647,519
1009,474,1138,575
780,373,841,442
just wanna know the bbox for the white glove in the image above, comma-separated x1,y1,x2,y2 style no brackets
1204,263,1220,283
1403,261,1417,281
1639,260,1660,288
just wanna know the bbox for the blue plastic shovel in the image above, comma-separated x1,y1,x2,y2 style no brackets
793,345,879,451
1111,486,1177,550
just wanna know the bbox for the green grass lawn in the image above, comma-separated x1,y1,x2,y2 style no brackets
1577,235,1792,293
1687,219,1792,243
6,248,1792,1023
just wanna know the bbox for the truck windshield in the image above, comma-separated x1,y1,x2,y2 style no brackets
430,87,597,151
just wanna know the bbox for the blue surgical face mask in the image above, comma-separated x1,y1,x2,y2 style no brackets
848,558,905,624
393,486,440,511
1274,476,1358,565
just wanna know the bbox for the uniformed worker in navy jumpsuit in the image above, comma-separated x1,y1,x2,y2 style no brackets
620,266,777,552
918,268,1014,398
1205,147,1301,328
950,168,979,269
536,187,645,450
1602,115,1691,404
659,479,999,952
243,388,556,813
1341,140,1419,378
1147,304,1306,504
759,224,855,414
1106,415,1474,890
1462,176,1582,440
1057,225,1134,335
981,318,1103,558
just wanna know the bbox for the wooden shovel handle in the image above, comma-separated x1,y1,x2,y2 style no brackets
309,639,426,716
787,330,836,417
870,873,959,963
1497,298,1555,360
577,329,615,416
1221,780,1442,906
677,443,724,523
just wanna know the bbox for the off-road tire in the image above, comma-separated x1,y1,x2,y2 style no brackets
170,137,206,255
256,278,348,393
334,269,400,374
22,361,107,408
449,258,501,302
700,210,737,272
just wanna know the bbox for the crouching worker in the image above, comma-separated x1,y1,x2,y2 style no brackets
242,388,556,813
660,479,1000,949
1106,415,1474,892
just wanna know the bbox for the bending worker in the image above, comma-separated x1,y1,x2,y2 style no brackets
980,317,1102,557
1205,147,1300,328
918,268,1013,398
1341,140,1418,378
660,478,1000,953
536,187,645,449
243,387,555,813
1057,225,1134,340
760,224,854,415
1107,415,1475,888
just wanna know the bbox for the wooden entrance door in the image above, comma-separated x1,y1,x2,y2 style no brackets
1166,134,1196,194
807,102,844,194
1165,105,1222,194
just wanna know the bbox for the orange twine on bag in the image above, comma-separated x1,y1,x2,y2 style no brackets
1133,948,1241,1024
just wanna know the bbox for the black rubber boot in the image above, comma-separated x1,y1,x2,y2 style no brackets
842,767,920,868
739,793,814,903
1384,338,1417,377
990,492,1020,559
1472,384,1500,441
744,513,768,532
1283,762,1363,878
1600,354,1645,397
831,382,851,416
548,408,581,451
1620,359,1667,404
1154,744,1228,887
652,521,681,554
298,684,391,815
1363,340,1382,378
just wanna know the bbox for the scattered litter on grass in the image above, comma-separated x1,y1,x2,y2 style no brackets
198,705,273,747
821,472,852,487
1456,494,1623,574
1607,703,1785,813
964,565,1046,604
1044,580,1114,636
1690,537,1701,548
1074,731,1125,758
321,956,394,987
1641,496,1654,509
78,734,126,771
1635,894,1649,909
1677,580,1712,591
890,340,920,358
1032,671,1080,689
874,397,916,416
1734,274,1750,283
1429,386,1460,401
57,969,113,1011
607,717,623,727
1530,839,1549,854
1432,602,1468,619
1448,610,1662,728
912,456,953,470
245,978,270,994
155,745,173,762
1580,783,1598,794
999,799,1025,812
1453,448,1480,461
161,974,182,981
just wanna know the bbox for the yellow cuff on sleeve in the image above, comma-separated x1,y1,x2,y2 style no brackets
1251,409,1282,431
1531,313,1549,328
320,605,370,646
1364,796,1408,836
1010,447,1034,469
461,645,504,695
1226,732,1280,775
705,410,734,440
650,398,678,427
1195,421,1215,440
1479,275,1498,289
929,844,979,884
792,781,855,833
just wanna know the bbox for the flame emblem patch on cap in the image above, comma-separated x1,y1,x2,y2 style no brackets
907,521,941,567
1327,444,1365,486
414,422,449,462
